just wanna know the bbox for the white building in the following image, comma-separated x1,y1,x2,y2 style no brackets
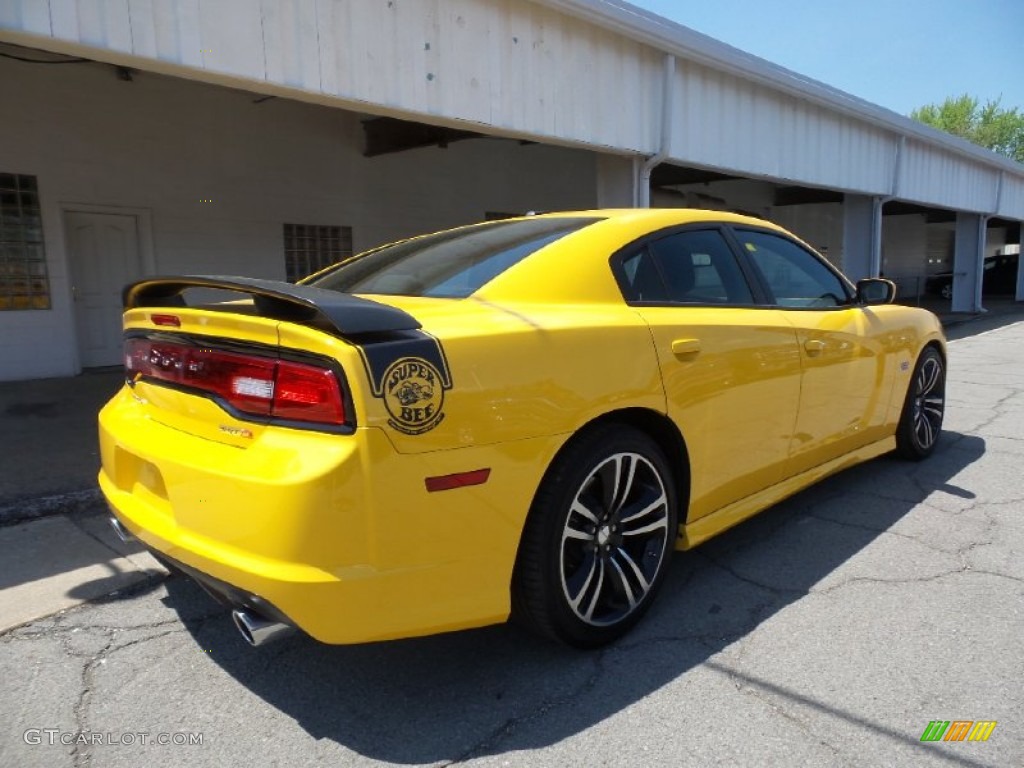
1,0,1022,381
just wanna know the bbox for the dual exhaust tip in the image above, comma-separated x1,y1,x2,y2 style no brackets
107,516,293,648
109,516,134,544
231,609,294,647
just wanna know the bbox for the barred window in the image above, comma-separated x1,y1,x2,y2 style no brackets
283,223,353,283
0,173,49,310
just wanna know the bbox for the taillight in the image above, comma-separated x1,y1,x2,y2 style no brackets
272,360,345,423
124,338,346,426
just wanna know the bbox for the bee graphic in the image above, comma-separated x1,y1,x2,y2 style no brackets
394,380,434,407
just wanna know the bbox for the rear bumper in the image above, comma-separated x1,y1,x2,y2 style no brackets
99,386,557,644
111,529,296,630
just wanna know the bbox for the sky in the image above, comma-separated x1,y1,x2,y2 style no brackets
630,0,1024,117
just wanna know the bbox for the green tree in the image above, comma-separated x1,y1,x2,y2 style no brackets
910,95,1024,164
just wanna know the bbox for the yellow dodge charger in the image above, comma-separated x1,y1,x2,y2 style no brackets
100,209,946,648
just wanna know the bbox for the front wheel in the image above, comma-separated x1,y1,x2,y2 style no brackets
895,347,945,460
512,425,679,648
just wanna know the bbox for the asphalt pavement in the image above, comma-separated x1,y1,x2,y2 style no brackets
1,309,1023,767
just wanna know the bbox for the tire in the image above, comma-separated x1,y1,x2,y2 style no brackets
895,346,945,460
512,424,679,648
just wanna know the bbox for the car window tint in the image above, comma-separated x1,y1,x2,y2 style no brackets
736,230,849,308
311,217,598,298
621,247,670,302
620,229,753,304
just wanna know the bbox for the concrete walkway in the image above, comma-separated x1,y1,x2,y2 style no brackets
0,511,166,632
0,369,163,633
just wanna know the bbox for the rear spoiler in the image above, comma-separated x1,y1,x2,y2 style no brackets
123,275,420,336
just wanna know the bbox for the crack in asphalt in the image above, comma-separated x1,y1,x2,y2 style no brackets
810,567,1008,596
696,553,801,598
70,631,116,768
960,567,1024,585
703,662,1002,768
442,625,771,765
953,388,1022,437
804,510,990,553
1,582,223,768
439,551,785,765
4,617,185,643
65,609,222,766
442,649,608,765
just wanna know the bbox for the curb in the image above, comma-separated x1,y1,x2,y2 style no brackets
0,488,104,527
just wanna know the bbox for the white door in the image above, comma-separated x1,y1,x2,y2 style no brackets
65,211,142,367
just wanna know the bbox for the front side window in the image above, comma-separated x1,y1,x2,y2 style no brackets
311,217,597,298
618,229,753,305
735,230,851,308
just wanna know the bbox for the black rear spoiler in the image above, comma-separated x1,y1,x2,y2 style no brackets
123,275,420,336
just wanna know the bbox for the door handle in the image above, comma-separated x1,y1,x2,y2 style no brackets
671,338,701,358
804,339,826,355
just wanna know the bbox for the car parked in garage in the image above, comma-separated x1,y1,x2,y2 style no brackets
101,209,946,649
926,253,1020,299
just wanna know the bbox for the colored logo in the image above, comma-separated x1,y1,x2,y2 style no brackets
382,357,446,435
920,720,997,742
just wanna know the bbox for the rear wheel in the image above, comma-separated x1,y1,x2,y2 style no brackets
895,346,945,460
512,425,678,648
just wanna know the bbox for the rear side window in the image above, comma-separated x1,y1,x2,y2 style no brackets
619,229,753,305
311,217,597,298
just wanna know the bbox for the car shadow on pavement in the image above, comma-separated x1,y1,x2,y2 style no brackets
161,432,987,765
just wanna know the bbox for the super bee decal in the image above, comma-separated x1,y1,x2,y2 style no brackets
381,357,446,434
357,331,453,435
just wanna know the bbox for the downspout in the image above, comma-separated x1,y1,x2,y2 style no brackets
869,198,890,277
638,54,675,208
983,172,1004,309
976,212,991,313
891,136,905,199
871,135,904,276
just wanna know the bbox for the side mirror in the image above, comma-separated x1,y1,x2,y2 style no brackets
856,278,896,305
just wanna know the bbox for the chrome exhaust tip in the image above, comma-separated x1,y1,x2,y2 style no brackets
109,516,134,543
231,609,293,647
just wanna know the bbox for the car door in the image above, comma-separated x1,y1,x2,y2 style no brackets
618,227,803,523
730,227,894,477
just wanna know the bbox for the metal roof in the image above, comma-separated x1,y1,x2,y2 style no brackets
537,0,1024,175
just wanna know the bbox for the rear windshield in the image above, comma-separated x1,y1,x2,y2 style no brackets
309,217,598,298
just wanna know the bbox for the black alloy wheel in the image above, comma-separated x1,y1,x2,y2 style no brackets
513,425,679,647
896,346,945,460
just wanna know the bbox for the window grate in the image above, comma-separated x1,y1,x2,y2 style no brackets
283,223,353,283
0,173,49,310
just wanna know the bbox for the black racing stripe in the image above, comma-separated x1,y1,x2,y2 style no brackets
354,330,453,397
